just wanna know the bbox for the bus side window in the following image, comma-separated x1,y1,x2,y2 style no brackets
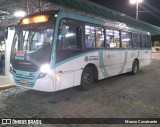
95,27,104,48
106,29,114,48
60,24,82,49
106,29,120,48
121,32,132,48
85,25,104,48
132,33,141,48
141,35,150,48
85,25,95,48
56,22,83,63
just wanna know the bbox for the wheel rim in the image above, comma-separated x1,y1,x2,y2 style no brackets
83,73,92,85
134,66,137,73
134,62,138,73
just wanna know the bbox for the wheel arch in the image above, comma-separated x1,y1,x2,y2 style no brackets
133,58,139,65
131,58,140,75
83,63,98,81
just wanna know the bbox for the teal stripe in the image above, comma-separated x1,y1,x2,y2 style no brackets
99,51,110,78
15,56,25,60
56,50,102,67
120,50,128,73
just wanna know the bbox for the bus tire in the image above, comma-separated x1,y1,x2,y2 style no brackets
131,60,139,75
79,67,94,91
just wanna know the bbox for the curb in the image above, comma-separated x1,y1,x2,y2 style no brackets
0,84,13,90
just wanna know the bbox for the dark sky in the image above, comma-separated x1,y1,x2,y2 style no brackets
89,0,160,27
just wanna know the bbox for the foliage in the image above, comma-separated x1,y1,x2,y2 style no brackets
0,41,4,46
153,41,160,46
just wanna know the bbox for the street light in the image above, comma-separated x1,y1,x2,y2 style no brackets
130,0,144,19
14,10,26,17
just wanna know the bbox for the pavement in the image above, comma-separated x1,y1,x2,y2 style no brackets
0,75,13,90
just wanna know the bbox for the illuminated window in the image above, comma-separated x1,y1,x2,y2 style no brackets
121,32,132,48
85,25,104,48
106,29,120,48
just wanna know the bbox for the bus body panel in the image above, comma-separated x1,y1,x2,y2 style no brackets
105,49,122,77
55,51,100,88
139,50,151,67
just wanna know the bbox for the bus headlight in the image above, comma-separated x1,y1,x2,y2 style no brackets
40,64,50,73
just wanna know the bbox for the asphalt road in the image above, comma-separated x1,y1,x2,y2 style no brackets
0,53,160,127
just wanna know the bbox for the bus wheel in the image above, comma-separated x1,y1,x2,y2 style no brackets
131,60,139,75
79,67,93,91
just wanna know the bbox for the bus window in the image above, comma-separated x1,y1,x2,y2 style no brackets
85,25,95,48
113,30,120,48
106,29,113,47
11,27,54,63
95,27,104,48
85,25,104,48
148,36,151,48
56,22,82,63
106,29,120,48
121,32,132,48
132,33,141,48
61,25,82,49
22,29,53,51
141,35,150,48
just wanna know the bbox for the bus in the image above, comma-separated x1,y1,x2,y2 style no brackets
9,10,151,92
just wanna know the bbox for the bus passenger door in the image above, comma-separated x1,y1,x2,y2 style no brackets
55,19,83,90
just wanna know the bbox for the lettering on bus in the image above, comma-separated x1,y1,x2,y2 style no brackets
84,56,98,62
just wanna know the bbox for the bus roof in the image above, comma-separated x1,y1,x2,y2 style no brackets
44,0,160,35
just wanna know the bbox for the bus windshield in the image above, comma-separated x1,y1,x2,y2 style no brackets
11,25,54,71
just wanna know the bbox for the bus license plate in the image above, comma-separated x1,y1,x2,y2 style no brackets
20,80,28,84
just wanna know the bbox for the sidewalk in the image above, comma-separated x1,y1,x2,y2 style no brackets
152,52,160,59
0,75,13,90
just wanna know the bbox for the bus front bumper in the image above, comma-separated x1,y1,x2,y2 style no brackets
9,72,55,92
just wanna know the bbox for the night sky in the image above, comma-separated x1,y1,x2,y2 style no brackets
89,0,160,27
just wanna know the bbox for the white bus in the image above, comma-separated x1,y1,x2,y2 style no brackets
9,10,151,92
